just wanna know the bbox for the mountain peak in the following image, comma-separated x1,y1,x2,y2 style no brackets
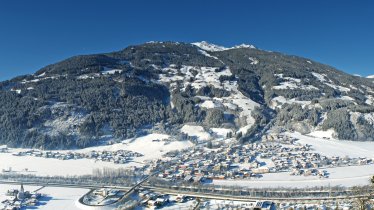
191,41,256,52
191,41,228,51
232,43,256,49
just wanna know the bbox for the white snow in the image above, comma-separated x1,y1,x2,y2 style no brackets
101,68,123,75
338,95,355,101
0,151,126,176
270,96,311,109
308,129,336,139
351,112,374,125
192,41,255,52
210,128,233,138
273,82,318,90
366,95,374,105
0,133,193,176
349,85,359,91
181,125,211,141
367,75,374,79
159,65,232,90
158,63,259,136
248,57,259,65
213,164,374,188
311,72,326,82
0,184,90,210
37,72,46,77
77,74,100,80
273,75,318,90
232,43,256,49
230,95,259,133
39,187,90,210
200,100,223,109
197,49,221,61
11,89,22,94
325,83,351,92
288,132,374,158
21,75,65,84
192,41,228,52
79,133,193,162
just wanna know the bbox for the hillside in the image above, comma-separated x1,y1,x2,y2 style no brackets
1,41,373,149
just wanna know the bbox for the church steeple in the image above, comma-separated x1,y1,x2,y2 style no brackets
20,183,24,194
17,183,25,200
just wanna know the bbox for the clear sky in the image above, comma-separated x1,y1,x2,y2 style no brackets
0,0,373,81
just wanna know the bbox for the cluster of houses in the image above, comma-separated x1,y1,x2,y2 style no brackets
11,149,143,165
138,189,171,208
263,134,373,177
278,201,353,210
136,188,276,210
0,147,9,153
144,133,373,183
150,144,272,182
0,184,42,210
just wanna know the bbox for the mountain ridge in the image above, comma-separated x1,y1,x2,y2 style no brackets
0,41,373,149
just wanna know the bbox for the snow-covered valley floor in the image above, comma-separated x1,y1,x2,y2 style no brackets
1,132,374,188
0,133,193,176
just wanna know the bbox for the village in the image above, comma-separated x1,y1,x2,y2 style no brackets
2,148,144,166
0,184,43,210
2,133,374,185
145,133,374,184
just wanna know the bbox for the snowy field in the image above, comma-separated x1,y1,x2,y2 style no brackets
78,133,193,162
213,164,374,188
290,132,374,158
181,125,211,141
0,151,126,176
0,184,89,210
0,133,193,176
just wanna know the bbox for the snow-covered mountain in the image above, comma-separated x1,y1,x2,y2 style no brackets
0,41,373,149
192,41,255,52
367,75,374,79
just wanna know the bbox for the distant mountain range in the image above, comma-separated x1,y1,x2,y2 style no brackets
0,41,373,149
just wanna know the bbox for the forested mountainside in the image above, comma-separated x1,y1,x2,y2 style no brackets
1,41,373,149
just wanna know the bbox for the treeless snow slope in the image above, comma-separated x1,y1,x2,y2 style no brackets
288,132,374,158
181,125,211,141
79,133,193,161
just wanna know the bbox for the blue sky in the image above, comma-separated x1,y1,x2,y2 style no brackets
0,0,373,81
